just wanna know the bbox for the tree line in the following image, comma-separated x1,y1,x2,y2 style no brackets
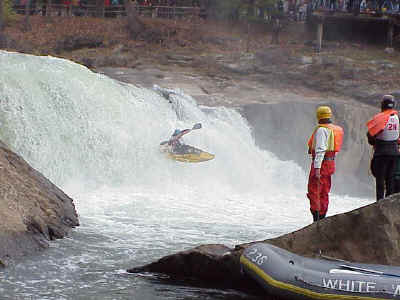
0,0,15,28
0,0,279,24
0,0,280,37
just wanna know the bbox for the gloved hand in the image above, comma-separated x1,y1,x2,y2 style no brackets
315,168,321,179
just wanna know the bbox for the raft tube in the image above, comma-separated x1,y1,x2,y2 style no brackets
240,243,400,300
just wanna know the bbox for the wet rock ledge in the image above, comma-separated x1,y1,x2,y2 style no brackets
128,194,400,295
0,141,79,267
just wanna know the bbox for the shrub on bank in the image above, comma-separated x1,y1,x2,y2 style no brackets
2,0,16,25
1,16,256,55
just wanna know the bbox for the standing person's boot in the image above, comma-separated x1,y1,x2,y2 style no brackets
311,210,320,222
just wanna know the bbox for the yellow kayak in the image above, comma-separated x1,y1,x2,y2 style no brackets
160,143,215,163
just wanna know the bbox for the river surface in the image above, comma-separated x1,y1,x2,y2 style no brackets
0,51,373,300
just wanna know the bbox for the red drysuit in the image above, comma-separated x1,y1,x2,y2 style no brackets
307,123,343,219
307,157,335,216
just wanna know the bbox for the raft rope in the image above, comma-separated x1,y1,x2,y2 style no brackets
340,265,400,278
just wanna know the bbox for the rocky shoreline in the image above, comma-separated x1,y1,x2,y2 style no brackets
128,194,400,296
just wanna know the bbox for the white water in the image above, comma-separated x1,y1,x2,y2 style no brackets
0,51,373,300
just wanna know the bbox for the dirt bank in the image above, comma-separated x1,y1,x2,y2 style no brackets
1,16,400,104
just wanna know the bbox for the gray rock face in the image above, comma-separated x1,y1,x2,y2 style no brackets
128,194,400,295
0,141,79,266
241,101,376,197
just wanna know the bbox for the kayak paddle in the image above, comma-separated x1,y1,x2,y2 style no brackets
192,123,202,130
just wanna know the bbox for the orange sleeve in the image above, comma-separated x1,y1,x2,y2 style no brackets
367,112,390,137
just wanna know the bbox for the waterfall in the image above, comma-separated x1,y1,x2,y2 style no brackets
0,50,306,199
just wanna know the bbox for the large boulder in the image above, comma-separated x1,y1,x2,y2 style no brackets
0,141,79,266
266,193,400,265
128,194,400,294
127,244,262,294
128,244,242,284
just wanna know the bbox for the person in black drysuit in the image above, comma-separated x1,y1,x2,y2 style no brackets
367,95,400,201
393,152,400,194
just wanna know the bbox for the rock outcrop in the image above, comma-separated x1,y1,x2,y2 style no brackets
128,194,400,295
267,194,400,265
127,244,262,295
0,141,79,266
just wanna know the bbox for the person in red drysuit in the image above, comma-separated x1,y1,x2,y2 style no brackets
307,106,344,222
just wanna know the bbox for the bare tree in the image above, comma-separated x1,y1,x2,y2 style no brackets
0,0,4,48
124,1,145,39
271,15,281,44
47,0,53,18
24,0,32,31
247,0,255,17
96,0,104,17
0,0,4,31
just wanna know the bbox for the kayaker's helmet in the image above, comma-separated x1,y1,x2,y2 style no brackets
172,129,181,136
381,95,395,111
316,106,332,121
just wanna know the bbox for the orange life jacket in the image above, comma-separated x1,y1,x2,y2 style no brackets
367,109,398,137
308,123,344,154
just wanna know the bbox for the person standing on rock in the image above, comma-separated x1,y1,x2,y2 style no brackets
367,95,399,201
307,106,344,222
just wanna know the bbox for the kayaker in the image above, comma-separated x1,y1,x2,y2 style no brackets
307,106,344,222
367,95,399,201
160,123,202,154
168,128,192,154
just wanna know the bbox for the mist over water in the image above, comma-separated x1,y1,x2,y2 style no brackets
0,51,373,299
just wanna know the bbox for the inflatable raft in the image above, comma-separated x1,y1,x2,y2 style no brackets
240,243,400,300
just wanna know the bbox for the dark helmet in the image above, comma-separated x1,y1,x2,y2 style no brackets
381,95,395,110
172,129,181,136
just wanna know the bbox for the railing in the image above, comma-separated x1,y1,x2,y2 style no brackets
12,4,206,18
311,0,400,15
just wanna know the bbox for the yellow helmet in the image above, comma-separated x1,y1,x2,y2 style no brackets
316,106,332,121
